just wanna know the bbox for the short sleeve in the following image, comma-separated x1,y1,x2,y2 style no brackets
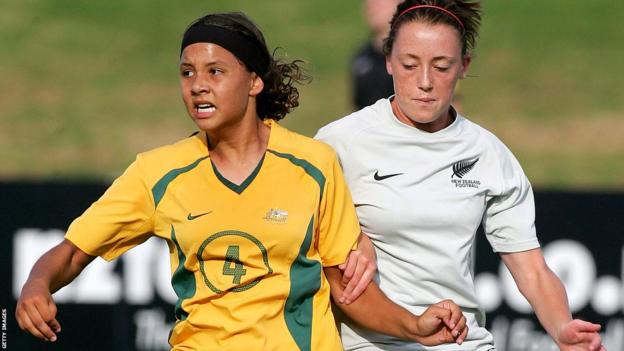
482,146,540,253
65,158,155,261
316,152,360,267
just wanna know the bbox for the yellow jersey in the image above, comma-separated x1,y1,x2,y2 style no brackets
65,120,360,350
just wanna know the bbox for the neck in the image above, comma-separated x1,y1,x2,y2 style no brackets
206,117,270,166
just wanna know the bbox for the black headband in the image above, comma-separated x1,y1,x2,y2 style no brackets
181,23,270,78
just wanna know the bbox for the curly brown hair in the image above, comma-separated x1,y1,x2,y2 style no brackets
186,12,310,121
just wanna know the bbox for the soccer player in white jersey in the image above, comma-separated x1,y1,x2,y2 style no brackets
316,1,605,350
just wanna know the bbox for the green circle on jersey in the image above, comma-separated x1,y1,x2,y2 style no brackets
197,230,273,293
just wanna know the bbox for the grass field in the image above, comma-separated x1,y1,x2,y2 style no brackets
1,0,623,189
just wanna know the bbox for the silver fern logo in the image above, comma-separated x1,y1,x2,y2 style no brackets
451,158,481,188
452,158,479,178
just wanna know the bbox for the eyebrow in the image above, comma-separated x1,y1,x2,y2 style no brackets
401,53,455,61
179,59,228,67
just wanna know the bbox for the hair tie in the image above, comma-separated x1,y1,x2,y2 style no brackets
396,5,464,31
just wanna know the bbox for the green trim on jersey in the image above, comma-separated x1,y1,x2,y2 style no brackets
267,149,326,201
170,225,196,321
284,216,320,351
152,156,209,207
211,154,266,194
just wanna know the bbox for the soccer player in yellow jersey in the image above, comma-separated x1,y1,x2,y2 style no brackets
16,12,469,350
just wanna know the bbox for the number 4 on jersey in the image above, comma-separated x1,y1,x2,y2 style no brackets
223,245,247,284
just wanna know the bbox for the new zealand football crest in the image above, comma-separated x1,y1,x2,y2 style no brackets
451,158,481,188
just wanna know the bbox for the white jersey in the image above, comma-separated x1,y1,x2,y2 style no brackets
315,98,540,351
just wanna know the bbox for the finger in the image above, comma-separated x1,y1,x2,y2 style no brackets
25,302,57,342
429,306,452,328
15,305,29,332
432,301,449,325
436,301,457,330
587,333,603,351
16,308,48,341
344,266,375,304
579,333,602,351
341,252,360,284
573,332,602,345
452,315,467,339
341,258,368,304
338,255,349,271
456,319,469,344
573,319,601,333
438,326,455,344
49,318,62,334
47,300,61,333
20,317,48,341
444,300,464,331
432,300,455,329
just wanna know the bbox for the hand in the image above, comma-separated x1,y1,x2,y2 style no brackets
338,233,377,304
411,300,468,346
556,319,605,351
16,279,61,342
432,299,468,343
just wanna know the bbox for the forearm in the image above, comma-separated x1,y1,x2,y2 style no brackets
324,266,419,341
26,240,94,293
503,249,572,342
519,267,572,341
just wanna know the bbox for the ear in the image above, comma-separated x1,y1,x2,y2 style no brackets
459,54,472,79
249,73,264,97
386,56,393,75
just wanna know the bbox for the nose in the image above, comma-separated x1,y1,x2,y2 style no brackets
191,73,210,96
417,67,433,92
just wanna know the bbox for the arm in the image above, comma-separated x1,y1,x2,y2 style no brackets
336,233,377,304
16,239,95,342
501,248,604,351
324,266,467,346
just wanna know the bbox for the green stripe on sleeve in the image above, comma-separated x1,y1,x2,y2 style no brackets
152,156,209,207
283,217,321,351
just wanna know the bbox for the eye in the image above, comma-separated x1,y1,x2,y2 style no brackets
181,69,194,78
402,64,416,70
209,68,223,75
435,66,450,72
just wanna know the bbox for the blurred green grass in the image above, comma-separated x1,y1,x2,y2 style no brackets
1,0,623,189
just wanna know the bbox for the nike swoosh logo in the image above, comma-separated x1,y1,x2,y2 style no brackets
373,171,403,181
187,211,212,220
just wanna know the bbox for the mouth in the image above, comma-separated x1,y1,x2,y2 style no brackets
415,97,435,103
195,103,216,114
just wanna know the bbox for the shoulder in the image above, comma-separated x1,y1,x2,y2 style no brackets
316,99,390,151
459,116,527,179
459,116,515,156
133,133,208,185
270,122,338,171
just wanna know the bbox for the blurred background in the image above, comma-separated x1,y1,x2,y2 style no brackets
1,1,623,350
2,0,623,187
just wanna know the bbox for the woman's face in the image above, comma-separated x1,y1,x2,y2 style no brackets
179,43,263,132
386,21,470,132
